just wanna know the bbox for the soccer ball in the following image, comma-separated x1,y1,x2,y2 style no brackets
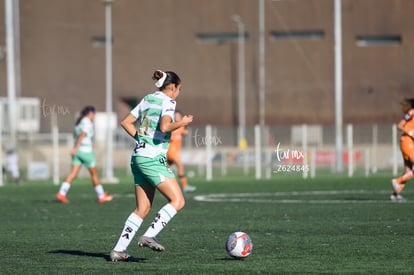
225,231,253,259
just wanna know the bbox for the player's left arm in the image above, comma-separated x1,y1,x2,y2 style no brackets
160,115,193,133
397,118,407,132
160,100,193,133
399,109,414,137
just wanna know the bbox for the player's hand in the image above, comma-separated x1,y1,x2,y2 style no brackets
182,115,193,126
408,131,414,137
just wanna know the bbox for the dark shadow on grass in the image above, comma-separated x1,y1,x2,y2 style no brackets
218,257,247,261
47,249,146,262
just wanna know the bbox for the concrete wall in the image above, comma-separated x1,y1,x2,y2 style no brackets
0,0,413,133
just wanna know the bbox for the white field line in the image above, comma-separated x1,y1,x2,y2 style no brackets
193,190,413,204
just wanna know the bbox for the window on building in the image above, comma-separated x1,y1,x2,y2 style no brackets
91,36,114,47
356,35,402,46
270,30,325,40
196,33,248,44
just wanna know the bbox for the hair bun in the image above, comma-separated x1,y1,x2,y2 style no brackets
153,70,164,81
153,70,167,88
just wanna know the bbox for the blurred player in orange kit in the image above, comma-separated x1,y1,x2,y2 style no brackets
167,110,196,192
391,98,414,202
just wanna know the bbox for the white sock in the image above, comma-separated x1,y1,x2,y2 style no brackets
114,213,143,252
58,182,71,196
143,204,177,238
94,185,105,198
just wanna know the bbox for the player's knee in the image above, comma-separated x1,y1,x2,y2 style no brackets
172,197,185,212
177,200,185,212
134,206,151,219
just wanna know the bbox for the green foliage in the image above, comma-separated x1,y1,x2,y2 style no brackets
0,173,413,274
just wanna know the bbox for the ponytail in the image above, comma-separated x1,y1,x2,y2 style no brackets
75,106,96,125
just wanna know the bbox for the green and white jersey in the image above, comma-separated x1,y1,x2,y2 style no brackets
74,117,94,153
130,91,176,158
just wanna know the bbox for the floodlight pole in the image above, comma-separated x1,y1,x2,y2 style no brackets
0,104,3,187
103,0,116,182
334,0,343,172
271,0,343,172
233,15,247,149
5,0,18,143
258,0,266,179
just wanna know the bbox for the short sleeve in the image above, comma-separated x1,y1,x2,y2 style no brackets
404,109,414,121
162,99,176,120
130,99,144,118
81,118,93,133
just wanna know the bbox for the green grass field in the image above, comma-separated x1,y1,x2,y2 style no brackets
0,169,413,274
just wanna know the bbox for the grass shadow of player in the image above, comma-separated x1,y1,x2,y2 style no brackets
218,257,248,261
48,249,146,262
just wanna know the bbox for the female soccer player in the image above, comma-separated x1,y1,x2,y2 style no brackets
110,70,193,262
167,110,196,192
56,106,113,204
391,98,414,202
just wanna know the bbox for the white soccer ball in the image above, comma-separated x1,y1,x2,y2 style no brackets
225,231,253,259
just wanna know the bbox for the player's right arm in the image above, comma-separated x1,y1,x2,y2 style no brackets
71,131,86,155
121,114,139,139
